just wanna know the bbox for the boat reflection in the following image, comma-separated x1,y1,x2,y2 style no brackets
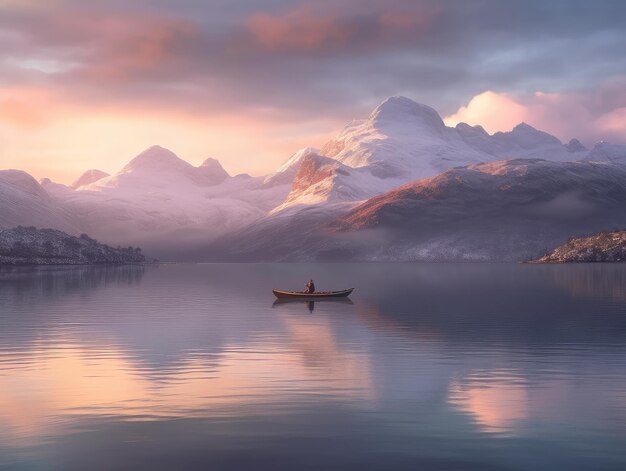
272,298,354,312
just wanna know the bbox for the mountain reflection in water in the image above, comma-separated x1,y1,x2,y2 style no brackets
0,263,625,470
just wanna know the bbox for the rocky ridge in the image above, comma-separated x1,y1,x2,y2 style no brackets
531,230,626,263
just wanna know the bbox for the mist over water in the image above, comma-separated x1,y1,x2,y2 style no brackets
1,263,625,470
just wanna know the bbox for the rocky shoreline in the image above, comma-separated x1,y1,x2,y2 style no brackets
531,230,626,263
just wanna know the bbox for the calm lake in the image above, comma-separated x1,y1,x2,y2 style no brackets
1,263,625,470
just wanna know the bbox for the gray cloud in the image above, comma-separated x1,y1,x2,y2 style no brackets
1,0,625,135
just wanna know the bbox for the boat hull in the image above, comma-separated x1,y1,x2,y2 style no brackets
272,288,354,299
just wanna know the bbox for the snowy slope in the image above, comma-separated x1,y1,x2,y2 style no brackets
322,96,488,174
263,147,319,187
49,146,292,258
212,159,626,262
271,153,378,213
0,170,79,233
70,169,110,189
329,159,626,261
275,99,492,211
3,96,626,262
456,122,586,162
582,142,626,164
277,96,616,212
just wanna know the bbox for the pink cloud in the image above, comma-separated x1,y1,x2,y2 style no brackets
444,80,626,144
3,9,197,83
76,14,197,82
596,107,626,133
444,91,529,133
0,83,340,184
246,6,355,52
244,4,438,53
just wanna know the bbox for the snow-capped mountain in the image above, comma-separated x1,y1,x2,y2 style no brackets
0,170,79,233
46,146,293,258
85,145,228,190
271,153,379,213
210,159,626,262
278,96,491,211
323,96,484,171
455,121,575,159
276,96,598,212
2,95,626,261
70,169,110,189
564,139,587,153
197,158,230,185
329,159,626,261
582,142,626,164
263,147,319,187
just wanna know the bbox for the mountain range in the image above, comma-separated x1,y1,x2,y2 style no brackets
2,96,625,261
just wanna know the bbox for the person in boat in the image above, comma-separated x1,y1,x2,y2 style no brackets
305,279,316,294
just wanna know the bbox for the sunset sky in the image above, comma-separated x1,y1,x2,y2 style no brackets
1,0,625,183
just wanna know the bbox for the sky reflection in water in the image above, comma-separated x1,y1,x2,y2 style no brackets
0,263,625,470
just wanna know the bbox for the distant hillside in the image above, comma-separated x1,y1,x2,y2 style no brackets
0,226,147,265
2,96,626,261
531,231,626,263
208,159,626,262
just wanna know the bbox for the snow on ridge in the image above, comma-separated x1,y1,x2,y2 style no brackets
197,157,230,184
34,145,293,257
368,95,446,135
276,147,319,173
0,170,79,233
263,147,319,187
121,145,192,173
278,95,626,213
70,169,110,189
3,96,626,259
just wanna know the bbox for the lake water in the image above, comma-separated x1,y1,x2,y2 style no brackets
1,263,626,470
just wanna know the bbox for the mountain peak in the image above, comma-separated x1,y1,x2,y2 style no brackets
494,122,561,148
277,147,318,173
263,147,319,187
70,169,110,189
291,153,344,193
122,145,190,173
565,138,587,153
0,169,48,198
456,122,489,136
197,157,229,184
512,122,536,132
584,141,626,164
376,95,417,109
368,96,445,134
200,157,221,167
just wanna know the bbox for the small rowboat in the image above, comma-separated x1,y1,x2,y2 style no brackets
272,288,354,299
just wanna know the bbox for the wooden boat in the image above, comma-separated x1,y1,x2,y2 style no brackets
272,288,354,299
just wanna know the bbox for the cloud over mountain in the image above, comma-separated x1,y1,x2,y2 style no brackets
445,79,626,146
1,1,625,182
2,95,626,262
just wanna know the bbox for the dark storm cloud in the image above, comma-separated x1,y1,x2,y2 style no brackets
1,0,625,124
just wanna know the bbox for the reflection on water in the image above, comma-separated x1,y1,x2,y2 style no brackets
449,369,529,434
273,297,354,313
1,263,626,470
0,264,145,296
544,263,626,301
